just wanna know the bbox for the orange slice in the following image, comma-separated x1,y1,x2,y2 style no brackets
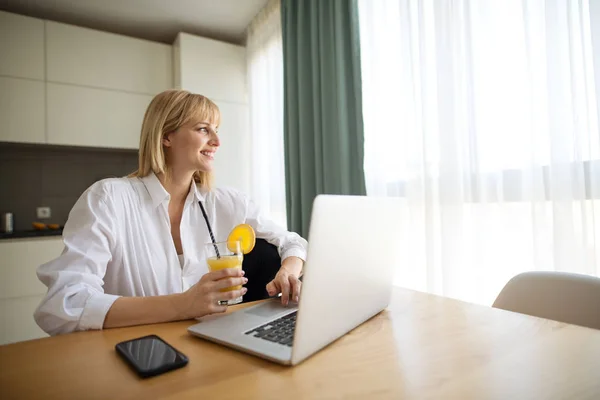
32,222,47,230
227,224,256,254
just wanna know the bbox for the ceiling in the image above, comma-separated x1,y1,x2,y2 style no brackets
0,0,269,45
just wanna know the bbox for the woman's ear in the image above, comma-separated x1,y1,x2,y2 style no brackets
162,131,173,148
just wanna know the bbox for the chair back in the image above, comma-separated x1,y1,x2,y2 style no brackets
242,238,281,302
493,271,600,330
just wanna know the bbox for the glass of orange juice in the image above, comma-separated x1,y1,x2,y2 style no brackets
205,240,244,305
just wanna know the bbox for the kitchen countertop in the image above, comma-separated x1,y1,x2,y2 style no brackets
0,229,63,240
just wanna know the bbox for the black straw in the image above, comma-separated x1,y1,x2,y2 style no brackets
198,201,220,259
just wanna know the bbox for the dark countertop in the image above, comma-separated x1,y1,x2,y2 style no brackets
0,229,63,240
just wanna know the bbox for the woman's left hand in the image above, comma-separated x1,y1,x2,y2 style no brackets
266,256,303,306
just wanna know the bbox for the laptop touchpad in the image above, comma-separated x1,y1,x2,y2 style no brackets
244,300,296,317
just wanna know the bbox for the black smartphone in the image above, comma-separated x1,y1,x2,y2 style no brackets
115,334,189,378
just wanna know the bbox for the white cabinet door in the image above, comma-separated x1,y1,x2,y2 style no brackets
0,296,48,345
0,77,45,144
0,238,63,301
0,238,63,345
0,11,44,80
47,83,151,149
174,33,250,192
176,33,247,103
212,101,250,193
46,21,172,95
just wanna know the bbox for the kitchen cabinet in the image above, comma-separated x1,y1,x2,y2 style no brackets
173,33,250,193
0,296,47,345
0,11,44,80
0,237,64,345
46,83,151,149
212,101,251,193
46,20,172,95
174,33,247,103
0,10,174,149
0,77,45,144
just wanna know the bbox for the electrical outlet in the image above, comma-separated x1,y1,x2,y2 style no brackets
36,207,51,219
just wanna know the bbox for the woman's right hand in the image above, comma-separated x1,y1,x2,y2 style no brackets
180,268,247,319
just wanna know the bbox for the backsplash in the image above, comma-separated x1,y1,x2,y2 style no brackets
0,143,138,231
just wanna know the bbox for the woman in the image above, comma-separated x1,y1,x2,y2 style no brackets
34,89,307,336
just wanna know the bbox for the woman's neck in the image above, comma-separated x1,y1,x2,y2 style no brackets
157,169,194,204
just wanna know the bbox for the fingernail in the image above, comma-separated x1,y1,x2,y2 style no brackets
241,270,245,276
242,288,248,294
243,278,248,283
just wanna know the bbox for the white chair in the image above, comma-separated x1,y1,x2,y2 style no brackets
493,271,600,330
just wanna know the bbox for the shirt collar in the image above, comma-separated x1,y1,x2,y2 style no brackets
187,177,205,204
140,173,204,209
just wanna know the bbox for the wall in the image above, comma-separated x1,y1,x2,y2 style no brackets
0,143,138,231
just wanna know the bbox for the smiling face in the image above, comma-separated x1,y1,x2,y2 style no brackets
163,119,220,174
134,90,221,188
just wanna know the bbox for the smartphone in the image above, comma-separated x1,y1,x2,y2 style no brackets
115,334,189,378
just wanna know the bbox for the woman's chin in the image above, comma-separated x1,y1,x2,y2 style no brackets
195,162,214,173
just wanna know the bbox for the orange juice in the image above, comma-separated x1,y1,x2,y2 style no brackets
207,255,243,292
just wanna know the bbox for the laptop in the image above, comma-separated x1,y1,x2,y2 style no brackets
187,194,403,365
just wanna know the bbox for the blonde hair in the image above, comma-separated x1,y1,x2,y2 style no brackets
129,89,221,188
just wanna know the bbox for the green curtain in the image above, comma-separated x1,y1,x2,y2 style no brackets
281,0,366,238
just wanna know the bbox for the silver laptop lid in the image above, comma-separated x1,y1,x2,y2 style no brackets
291,195,402,365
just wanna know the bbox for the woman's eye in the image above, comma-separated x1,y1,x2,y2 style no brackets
198,127,208,134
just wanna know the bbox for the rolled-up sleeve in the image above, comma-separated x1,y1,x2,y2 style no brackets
243,194,308,262
34,186,120,335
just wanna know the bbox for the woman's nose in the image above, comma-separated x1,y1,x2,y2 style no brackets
209,133,220,147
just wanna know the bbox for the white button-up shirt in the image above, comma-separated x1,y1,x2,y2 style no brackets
34,174,307,335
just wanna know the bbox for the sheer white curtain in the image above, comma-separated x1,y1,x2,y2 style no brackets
358,0,600,305
246,0,287,227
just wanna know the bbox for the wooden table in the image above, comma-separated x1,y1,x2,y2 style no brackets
1,287,600,400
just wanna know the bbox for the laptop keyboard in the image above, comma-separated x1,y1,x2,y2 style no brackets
244,311,297,346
